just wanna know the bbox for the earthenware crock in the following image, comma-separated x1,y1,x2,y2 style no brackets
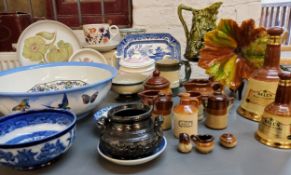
97,104,163,159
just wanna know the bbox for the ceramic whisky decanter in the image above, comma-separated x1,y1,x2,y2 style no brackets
256,72,291,149
238,27,283,122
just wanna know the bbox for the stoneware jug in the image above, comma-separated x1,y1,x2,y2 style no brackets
177,2,222,61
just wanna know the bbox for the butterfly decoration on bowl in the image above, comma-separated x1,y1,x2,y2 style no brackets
82,91,99,104
43,94,71,110
12,99,30,112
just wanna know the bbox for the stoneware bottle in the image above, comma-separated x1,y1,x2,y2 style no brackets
256,71,291,149
152,92,173,130
205,83,229,130
238,27,283,122
144,69,171,93
173,93,198,138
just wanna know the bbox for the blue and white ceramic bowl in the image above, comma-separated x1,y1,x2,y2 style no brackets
0,62,117,119
0,109,76,170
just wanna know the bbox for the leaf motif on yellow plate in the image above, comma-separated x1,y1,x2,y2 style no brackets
198,19,267,90
36,32,56,40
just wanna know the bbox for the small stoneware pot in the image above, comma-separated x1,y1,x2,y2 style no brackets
97,104,163,159
186,91,204,120
183,78,214,98
191,135,215,154
138,90,160,106
219,133,237,148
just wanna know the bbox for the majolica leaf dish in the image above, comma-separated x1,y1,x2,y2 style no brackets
198,19,268,90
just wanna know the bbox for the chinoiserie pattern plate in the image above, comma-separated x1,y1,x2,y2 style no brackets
116,33,181,62
97,136,167,166
17,20,81,66
93,105,117,121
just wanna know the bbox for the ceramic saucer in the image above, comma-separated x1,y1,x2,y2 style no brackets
97,136,167,166
82,40,119,52
69,48,108,64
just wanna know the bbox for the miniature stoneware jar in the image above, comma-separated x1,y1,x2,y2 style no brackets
144,69,171,93
187,91,204,121
191,134,215,154
173,93,199,138
205,83,230,130
219,133,237,148
152,92,173,130
178,133,192,153
156,57,191,96
183,78,214,98
97,104,163,159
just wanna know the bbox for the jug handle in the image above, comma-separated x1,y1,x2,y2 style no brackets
177,4,193,39
179,60,192,86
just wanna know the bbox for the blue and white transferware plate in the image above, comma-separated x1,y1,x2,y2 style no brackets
117,33,181,63
97,136,167,166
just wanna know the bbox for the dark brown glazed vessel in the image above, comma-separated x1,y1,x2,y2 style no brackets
206,83,229,115
191,134,215,154
138,90,161,105
183,78,214,97
153,92,173,115
0,12,32,51
144,69,171,92
97,104,163,159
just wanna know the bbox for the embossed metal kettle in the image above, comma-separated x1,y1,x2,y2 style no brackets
177,2,222,61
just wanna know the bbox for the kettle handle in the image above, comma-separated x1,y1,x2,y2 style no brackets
177,4,192,40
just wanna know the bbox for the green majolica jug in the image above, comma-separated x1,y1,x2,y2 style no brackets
177,2,222,62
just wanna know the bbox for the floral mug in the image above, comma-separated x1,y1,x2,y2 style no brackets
83,24,120,45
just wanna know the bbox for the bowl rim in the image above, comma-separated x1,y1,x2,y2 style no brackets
0,62,117,97
0,109,76,149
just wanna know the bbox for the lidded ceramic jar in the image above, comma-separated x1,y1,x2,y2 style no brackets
152,92,173,130
144,69,171,93
205,83,229,130
173,93,199,138
97,104,163,159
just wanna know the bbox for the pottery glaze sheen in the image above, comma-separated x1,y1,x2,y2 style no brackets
97,104,163,159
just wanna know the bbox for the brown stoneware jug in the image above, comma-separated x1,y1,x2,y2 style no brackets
205,83,230,130
152,92,173,130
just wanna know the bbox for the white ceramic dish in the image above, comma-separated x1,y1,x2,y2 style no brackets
17,20,81,66
69,48,108,64
119,63,155,77
82,40,119,52
0,62,117,119
112,72,146,95
97,136,167,166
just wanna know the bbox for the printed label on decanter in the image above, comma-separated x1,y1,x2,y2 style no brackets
173,112,197,138
240,78,279,116
257,112,291,141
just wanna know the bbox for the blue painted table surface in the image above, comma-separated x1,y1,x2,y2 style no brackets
0,90,290,175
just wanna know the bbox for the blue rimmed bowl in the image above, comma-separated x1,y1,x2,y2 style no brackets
0,62,117,119
0,109,76,170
